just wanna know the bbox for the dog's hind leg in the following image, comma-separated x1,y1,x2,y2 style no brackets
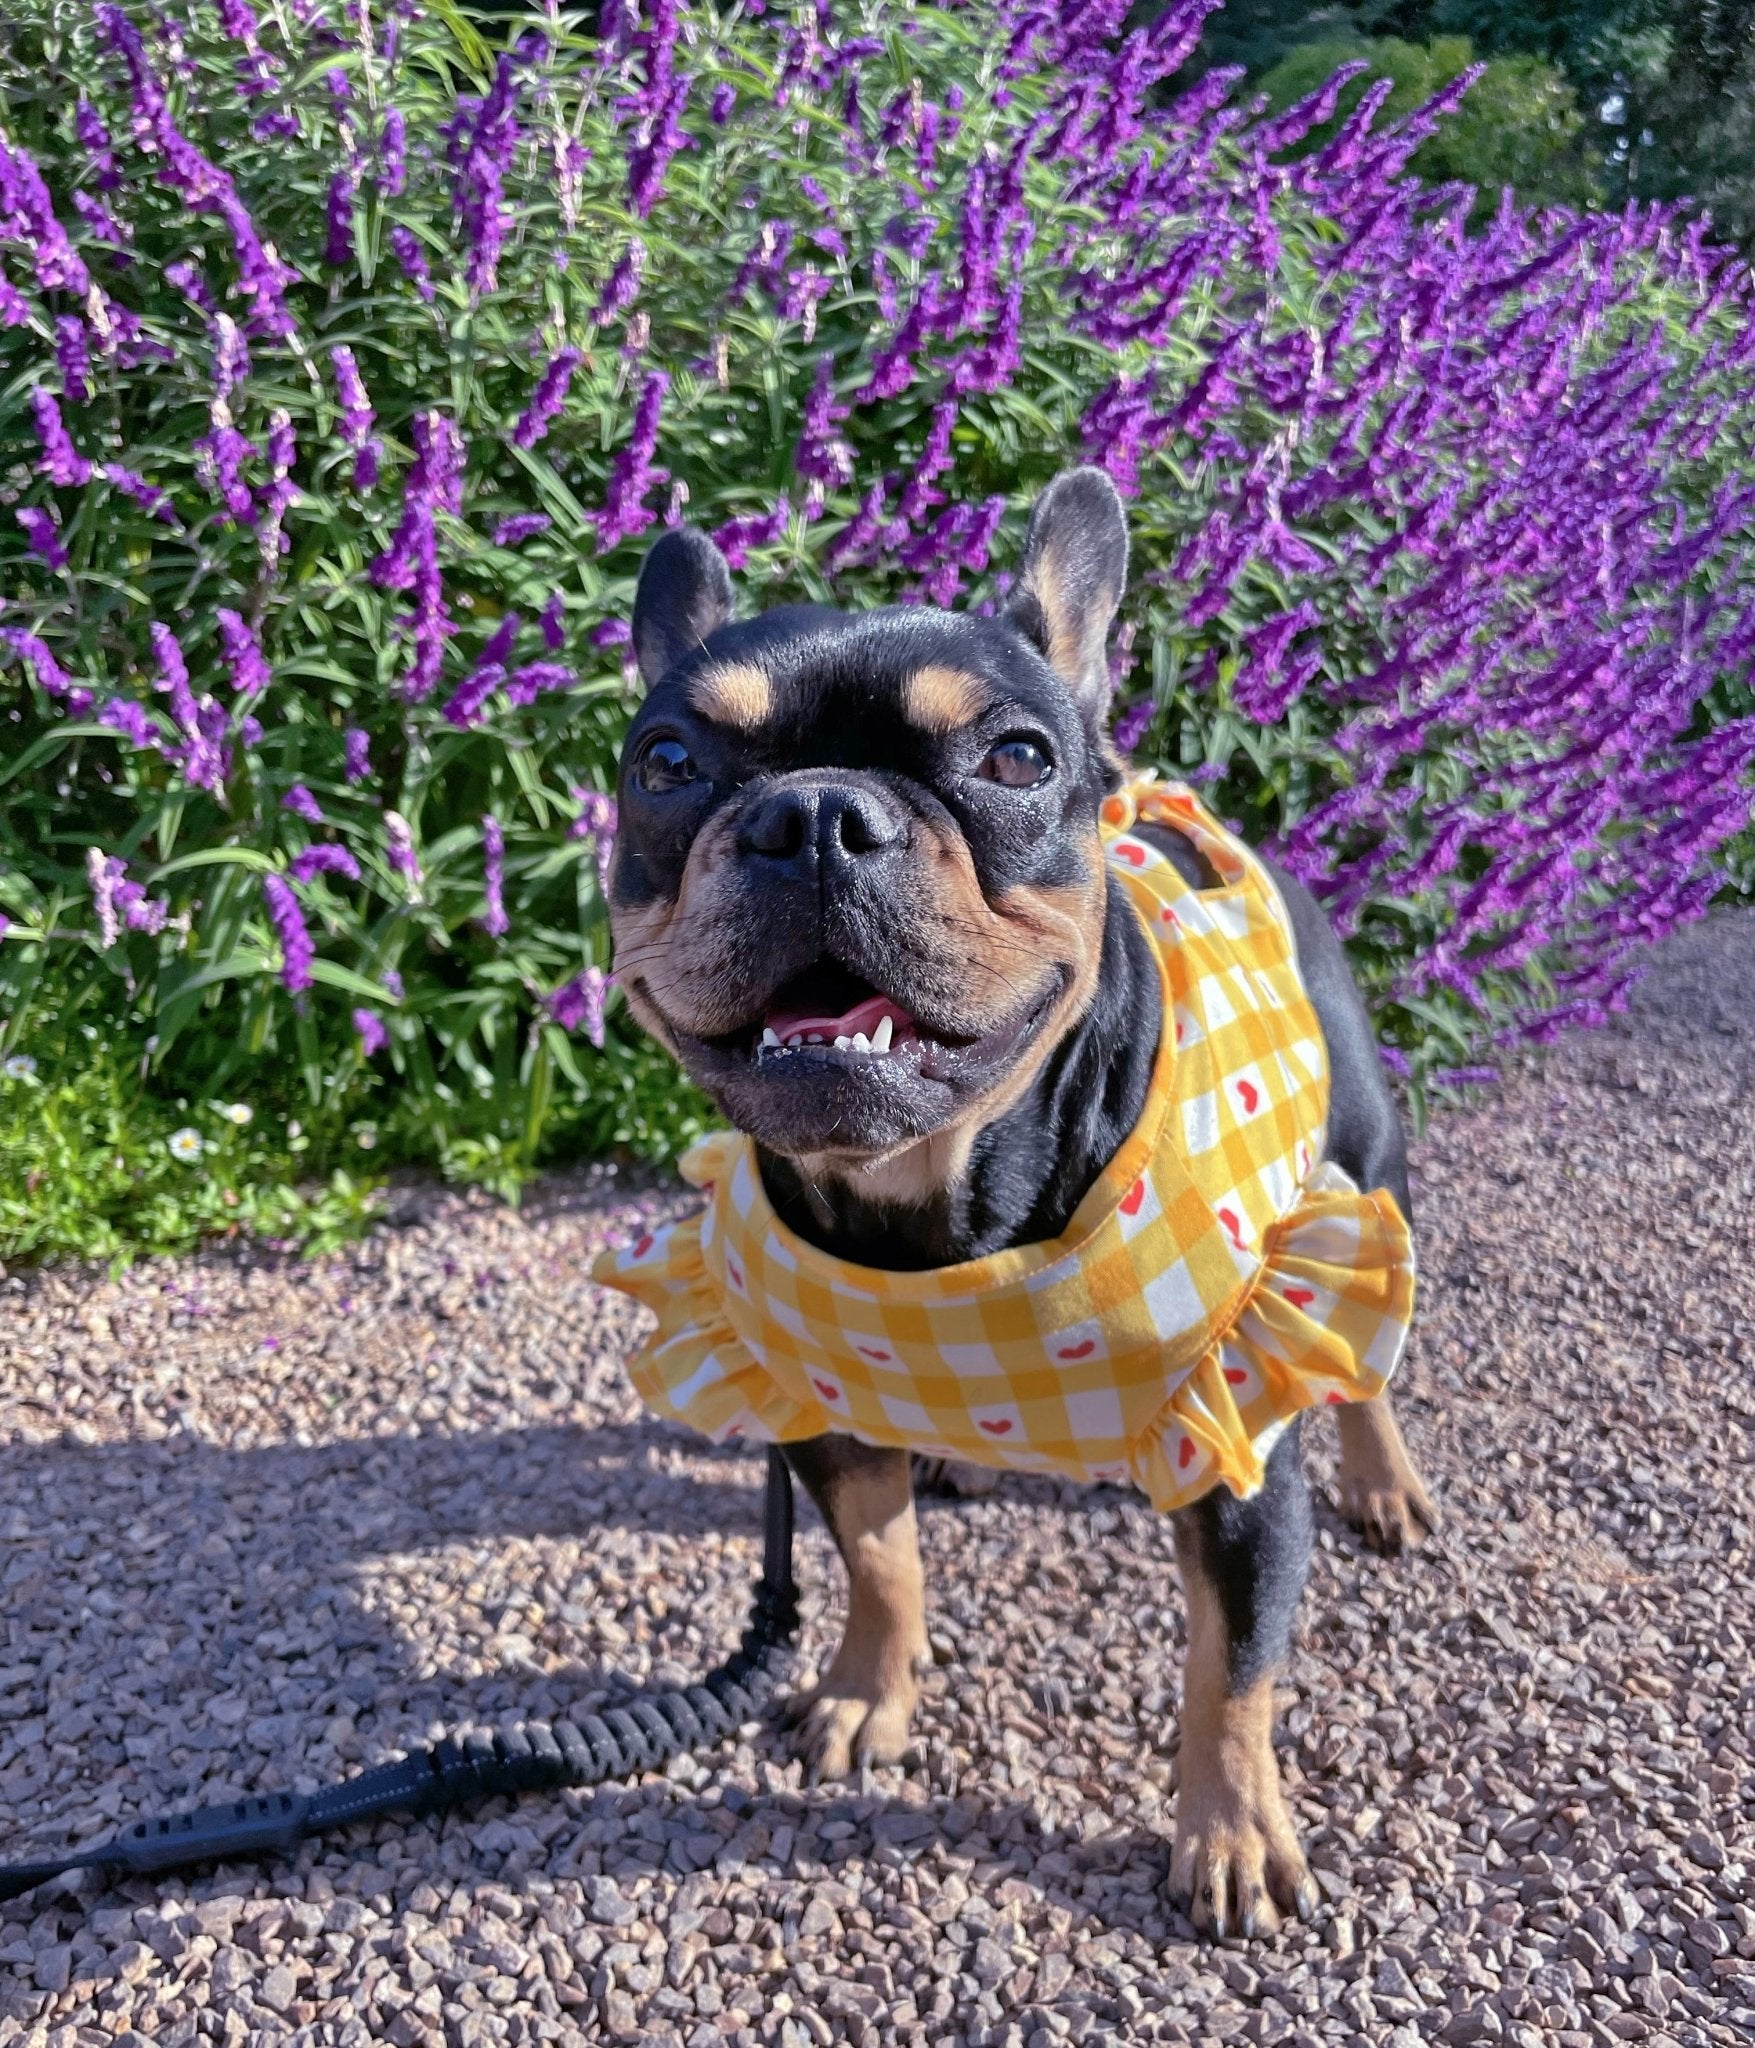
780,1434,930,1780
1169,1419,1319,1939
1261,854,1439,1554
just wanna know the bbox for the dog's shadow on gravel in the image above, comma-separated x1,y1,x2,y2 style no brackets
0,1417,777,1760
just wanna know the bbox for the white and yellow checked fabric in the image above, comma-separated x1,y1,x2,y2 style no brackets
595,778,1415,1511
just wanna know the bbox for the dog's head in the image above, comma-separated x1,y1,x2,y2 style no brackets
606,468,1130,1179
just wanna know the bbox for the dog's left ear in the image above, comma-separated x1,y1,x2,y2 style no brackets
1004,468,1129,718
632,526,735,690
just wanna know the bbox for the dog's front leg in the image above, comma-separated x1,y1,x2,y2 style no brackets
780,1434,929,1779
1169,1419,1319,1938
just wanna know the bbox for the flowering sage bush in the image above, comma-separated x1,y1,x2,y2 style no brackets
2,0,1753,1189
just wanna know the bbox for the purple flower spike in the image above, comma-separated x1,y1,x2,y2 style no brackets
353,1007,388,1055
17,507,67,571
76,98,121,189
481,814,508,937
2,627,75,698
331,345,374,446
1112,697,1155,753
548,966,608,1047
104,463,174,523
216,607,270,695
343,727,371,783
55,317,92,405
102,697,158,750
378,108,407,197
594,371,670,551
282,783,324,824
30,388,91,486
325,168,356,269
513,346,582,450
385,811,423,891
390,225,435,301
290,843,360,885
494,512,552,547
263,874,314,994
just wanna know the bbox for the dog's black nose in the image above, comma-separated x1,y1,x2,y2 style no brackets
739,781,904,886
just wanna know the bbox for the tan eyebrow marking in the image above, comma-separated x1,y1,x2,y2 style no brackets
685,660,774,729
901,664,989,734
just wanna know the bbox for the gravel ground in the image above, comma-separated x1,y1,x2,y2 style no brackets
2,912,1752,2048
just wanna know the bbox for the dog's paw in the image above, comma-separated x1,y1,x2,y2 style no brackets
1339,1464,1439,1553
1169,1778,1317,1941
782,1666,920,1781
911,1453,1002,1501
1334,1399,1439,1555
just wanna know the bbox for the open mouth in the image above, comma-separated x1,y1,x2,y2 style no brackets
703,959,976,1078
758,962,919,1062
687,956,1053,1084
634,954,1068,1153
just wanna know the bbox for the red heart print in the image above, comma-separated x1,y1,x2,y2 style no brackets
1236,1079,1259,1114
1283,1286,1316,1309
1177,1435,1196,1470
1095,1465,1126,1482
1120,1178,1146,1217
1160,905,1179,927
724,1426,743,1441
632,1234,654,1259
1223,1366,1248,1385
857,1345,892,1362
1325,1391,1345,1406
1218,1207,1245,1249
1057,1339,1096,1360
812,1378,841,1402
1115,841,1146,867
701,1181,716,1195
979,1417,1013,1435
727,1259,744,1291
1175,1020,1185,1044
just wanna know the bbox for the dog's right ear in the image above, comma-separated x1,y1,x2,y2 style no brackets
631,527,735,689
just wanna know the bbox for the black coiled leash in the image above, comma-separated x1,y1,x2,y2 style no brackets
0,1450,798,1906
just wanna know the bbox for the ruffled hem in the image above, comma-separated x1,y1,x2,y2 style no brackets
595,1143,1416,1504
591,1132,822,1449
1129,1163,1415,1511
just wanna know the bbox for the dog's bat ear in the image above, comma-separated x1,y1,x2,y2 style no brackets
631,526,734,689
1004,468,1129,716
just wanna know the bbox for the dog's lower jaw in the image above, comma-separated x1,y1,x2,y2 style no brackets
780,1446,930,1781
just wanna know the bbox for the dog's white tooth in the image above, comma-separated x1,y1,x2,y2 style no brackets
870,1015,894,1053
833,1034,852,1051
808,1032,825,1044
761,1027,781,1048
851,1031,871,1054
787,1034,803,1049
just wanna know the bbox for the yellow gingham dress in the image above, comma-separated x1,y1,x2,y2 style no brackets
595,778,1415,1511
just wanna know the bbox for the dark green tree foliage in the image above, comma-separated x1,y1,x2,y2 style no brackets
1256,32,1599,215
1184,2,1755,242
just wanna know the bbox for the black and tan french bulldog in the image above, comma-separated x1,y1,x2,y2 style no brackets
605,470,1436,1938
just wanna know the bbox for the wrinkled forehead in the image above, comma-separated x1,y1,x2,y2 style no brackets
639,605,1088,766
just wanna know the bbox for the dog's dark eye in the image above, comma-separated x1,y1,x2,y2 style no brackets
636,738,697,793
978,739,1052,789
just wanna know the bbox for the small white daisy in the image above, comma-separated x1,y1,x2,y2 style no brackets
221,1102,254,1126
355,1127,378,1150
2,1054,37,1080
168,1127,203,1162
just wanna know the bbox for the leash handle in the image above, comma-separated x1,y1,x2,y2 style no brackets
0,1450,798,1905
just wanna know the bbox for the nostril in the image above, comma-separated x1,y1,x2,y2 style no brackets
824,790,902,861
743,791,811,861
